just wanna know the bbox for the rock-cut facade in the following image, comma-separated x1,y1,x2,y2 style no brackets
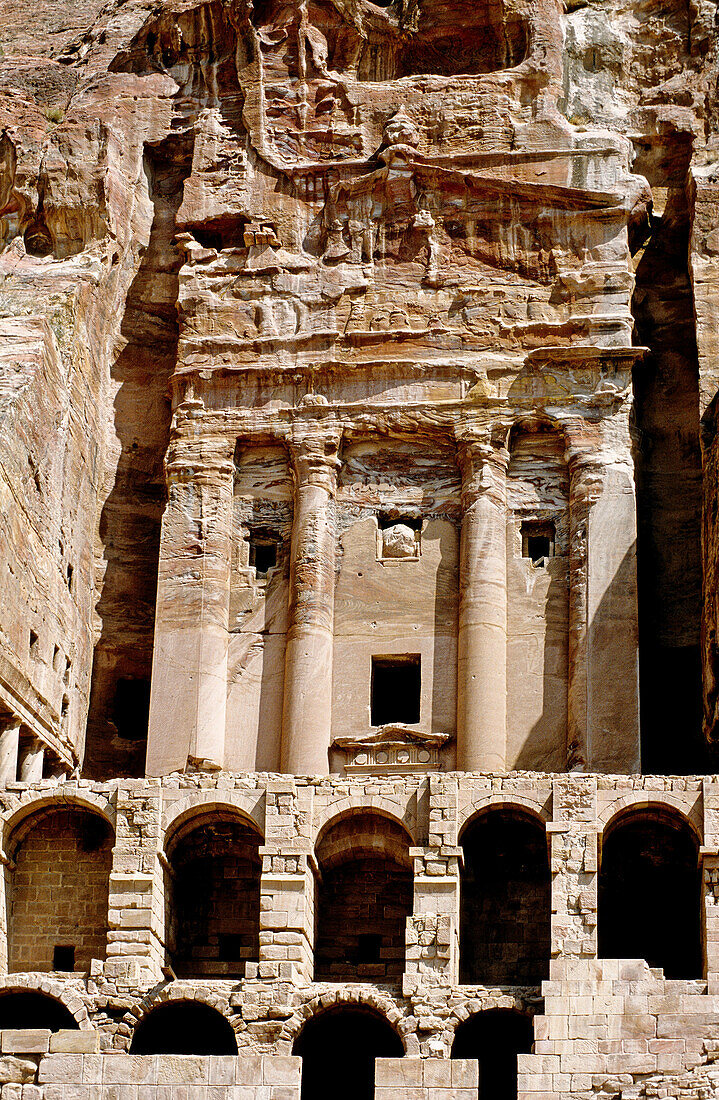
1,0,719,1095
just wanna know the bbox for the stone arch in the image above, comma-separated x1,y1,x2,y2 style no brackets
292,1003,404,1100
2,790,116,845
283,987,411,1050
313,795,418,850
314,809,414,983
450,993,537,1029
164,805,263,978
129,995,238,1055
161,791,265,838
293,999,405,1100
5,800,114,975
458,794,551,841
122,984,234,1048
451,1008,534,1100
0,976,91,1028
599,794,702,843
459,805,550,985
598,801,702,978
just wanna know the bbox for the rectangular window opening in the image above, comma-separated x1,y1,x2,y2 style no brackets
521,520,555,566
356,933,382,964
218,933,246,962
53,945,75,972
111,678,150,742
249,535,278,576
371,655,421,726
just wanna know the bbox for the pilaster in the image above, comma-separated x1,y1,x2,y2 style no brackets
549,774,598,973
255,780,315,982
105,780,164,986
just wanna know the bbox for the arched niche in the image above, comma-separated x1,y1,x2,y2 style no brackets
598,806,701,978
129,1000,238,1055
314,810,413,982
7,805,113,974
459,808,550,985
0,990,79,1031
451,1009,533,1100
164,809,262,978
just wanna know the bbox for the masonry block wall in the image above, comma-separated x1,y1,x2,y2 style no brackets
0,774,714,1099
7,807,112,974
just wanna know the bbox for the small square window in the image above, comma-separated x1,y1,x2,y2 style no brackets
521,521,555,566
371,655,421,726
249,535,278,576
378,513,421,560
218,934,246,961
356,933,382,964
53,945,75,972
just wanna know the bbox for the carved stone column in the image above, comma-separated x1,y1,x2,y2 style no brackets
281,428,340,775
18,737,43,783
0,718,20,786
146,436,235,776
456,432,509,772
566,448,602,771
565,429,640,773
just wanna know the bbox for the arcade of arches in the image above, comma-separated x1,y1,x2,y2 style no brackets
0,800,706,990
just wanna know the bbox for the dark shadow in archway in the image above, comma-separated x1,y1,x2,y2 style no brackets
0,991,78,1031
598,807,701,978
460,810,550,985
129,1001,238,1055
294,1005,403,1100
451,1010,533,1100
165,813,262,978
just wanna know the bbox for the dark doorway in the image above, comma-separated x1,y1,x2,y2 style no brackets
451,1010,533,1100
129,1001,238,1055
598,809,701,978
294,1006,403,1100
166,814,262,978
0,991,78,1031
460,810,550,985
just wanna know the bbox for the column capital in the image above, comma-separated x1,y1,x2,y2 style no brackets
287,426,342,491
165,436,235,485
566,448,604,504
455,429,509,509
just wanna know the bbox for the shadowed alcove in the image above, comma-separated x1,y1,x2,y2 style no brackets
451,1010,533,1100
460,809,550,985
294,1005,404,1100
165,811,262,978
130,1001,238,1055
598,807,701,978
314,811,413,982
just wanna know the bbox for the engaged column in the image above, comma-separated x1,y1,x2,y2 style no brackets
281,428,341,775
456,431,509,772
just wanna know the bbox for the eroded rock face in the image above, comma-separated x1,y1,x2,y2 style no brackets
0,0,714,781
